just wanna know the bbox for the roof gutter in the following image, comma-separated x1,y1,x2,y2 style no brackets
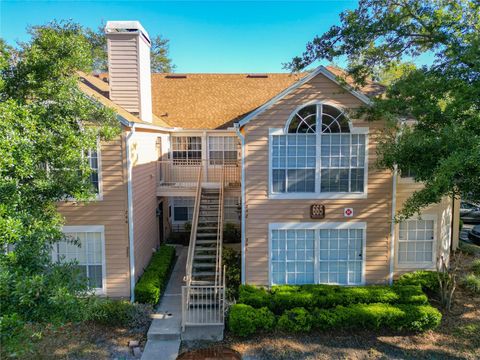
118,115,176,132
234,123,246,285
126,124,136,301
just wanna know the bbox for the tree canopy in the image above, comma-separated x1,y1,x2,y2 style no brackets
0,20,119,335
85,23,175,73
288,0,480,220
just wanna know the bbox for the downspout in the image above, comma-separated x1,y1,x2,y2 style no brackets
389,164,398,285
234,123,246,284
126,125,136,301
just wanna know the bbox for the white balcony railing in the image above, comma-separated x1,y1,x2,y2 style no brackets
157,159,240,188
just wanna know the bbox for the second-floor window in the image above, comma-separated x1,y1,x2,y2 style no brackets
271,103,367,196
208,136,237,165
171,136,202,163
87,149,100,193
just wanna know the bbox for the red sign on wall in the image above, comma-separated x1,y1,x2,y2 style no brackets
344,208,354,217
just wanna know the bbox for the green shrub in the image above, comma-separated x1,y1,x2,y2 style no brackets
471,259,480,276
238,284,426,314
0,313,32,358
313,303,441,332
396,271,440,293
459,241,480,256
228,304,257,337
134,245,175,304
228,304,275,337
223,247,241,300
224,223,240,243
463,273,480,293
277,307,312,333
86,298,152,329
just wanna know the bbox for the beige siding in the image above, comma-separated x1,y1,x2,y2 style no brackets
243,73,393,285
393,179,454,276
130,130,169,281
57,135,130,298
107,33,140,113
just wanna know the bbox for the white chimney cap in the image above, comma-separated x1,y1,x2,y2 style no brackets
105,21,151,44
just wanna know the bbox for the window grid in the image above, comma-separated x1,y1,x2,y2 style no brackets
271,104,366,194
208,136,237,165
272,134,316,193
171,136,202,163
398,220,434,264
318,229,363,285
53,231,103,289
271,228,364,286
271,229,315,285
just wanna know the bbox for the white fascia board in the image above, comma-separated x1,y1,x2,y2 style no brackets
117,115,176,132
237,66,372,128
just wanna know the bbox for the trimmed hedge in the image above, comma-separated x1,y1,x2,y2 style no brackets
228,304,275,337
396,271,440,293
134,245,175,304
238,284,427,314
228,302,441,337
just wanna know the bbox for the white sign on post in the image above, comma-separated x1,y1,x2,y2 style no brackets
344,208,354,217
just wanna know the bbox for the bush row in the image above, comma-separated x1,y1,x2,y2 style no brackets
134,245,175,304
228,302,442,337
395,270,440,293
238,283,428,314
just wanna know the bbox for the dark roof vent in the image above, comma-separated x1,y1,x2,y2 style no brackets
247,74,268,78
165,75,187,79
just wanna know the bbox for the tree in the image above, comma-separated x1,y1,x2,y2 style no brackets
288,0,480,220
0,20,119,337
85,23,175,73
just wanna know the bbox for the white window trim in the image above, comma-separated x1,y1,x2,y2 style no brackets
268,112,369,200
395,214,437,270
268,222,367,286
170,197,195,225
93,139,103,201
207,134,238,165
61,225,107,295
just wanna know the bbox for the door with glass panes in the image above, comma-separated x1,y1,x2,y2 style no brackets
271,226,364,285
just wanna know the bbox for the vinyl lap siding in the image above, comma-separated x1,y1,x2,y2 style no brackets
243,74,393,285
107,34,140,113
57,135,130,298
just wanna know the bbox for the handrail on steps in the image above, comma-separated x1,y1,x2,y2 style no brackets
215,167,226,288
184,165,203,286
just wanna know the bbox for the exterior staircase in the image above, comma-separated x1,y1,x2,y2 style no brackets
181,166,226,339
191,188,221,286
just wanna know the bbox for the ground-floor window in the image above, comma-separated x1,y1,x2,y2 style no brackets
270,223,365,285
52,225,105,292
172,197,195,223
224,196,240,224
398,218,435,265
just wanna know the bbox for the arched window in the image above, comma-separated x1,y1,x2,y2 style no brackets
271,103,366,195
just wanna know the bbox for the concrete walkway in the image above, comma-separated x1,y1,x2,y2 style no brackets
142,245,187,360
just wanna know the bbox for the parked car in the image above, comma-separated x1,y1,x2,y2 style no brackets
468,224,480,245
460,201,480,223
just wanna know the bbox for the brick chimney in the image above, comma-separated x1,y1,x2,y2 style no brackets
105,21,152,123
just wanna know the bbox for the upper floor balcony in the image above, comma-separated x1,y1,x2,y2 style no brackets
156,159,241,196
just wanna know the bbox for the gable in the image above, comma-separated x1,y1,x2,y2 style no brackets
237,66,374,128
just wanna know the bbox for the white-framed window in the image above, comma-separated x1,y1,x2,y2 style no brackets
87,149,100,194
269,103,368,199
171,136,202,163
52,225,106,293
269,222,365,286
172,197,195,223
208,136,237,165
224,196,240,224
398,218,435,266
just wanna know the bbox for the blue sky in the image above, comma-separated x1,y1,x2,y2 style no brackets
1,1,432,73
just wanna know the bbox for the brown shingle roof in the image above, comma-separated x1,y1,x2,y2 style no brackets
150,73,306,129
92,66,383,130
